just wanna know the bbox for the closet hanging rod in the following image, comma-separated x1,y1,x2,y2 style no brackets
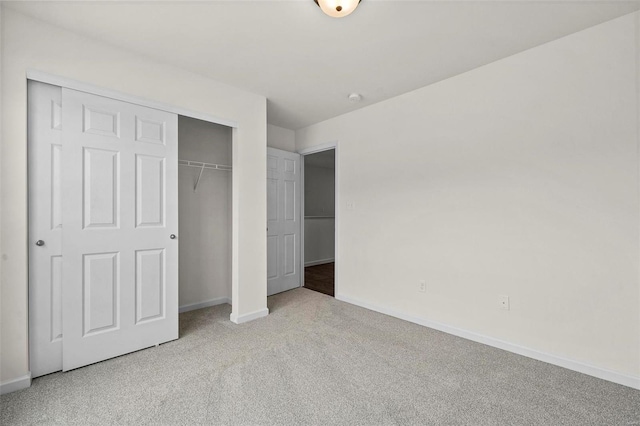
179,159,232,192
178,159,232,171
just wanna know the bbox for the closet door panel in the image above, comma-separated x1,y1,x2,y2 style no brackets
83,147,120,229
267,236,279,280
51,144,63,229
83,252,120,335
62,88,178,372
28,81,64,377
135,248,165,323
50,255,63,342
136,154,165,228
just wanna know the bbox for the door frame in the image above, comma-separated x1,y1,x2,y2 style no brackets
25,70,239,374
298,141,339,297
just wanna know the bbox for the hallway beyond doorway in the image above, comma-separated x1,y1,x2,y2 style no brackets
304,262,334,297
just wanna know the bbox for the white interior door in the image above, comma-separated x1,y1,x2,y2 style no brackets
28,81,64,377
61,88,178,371
267,147,301,296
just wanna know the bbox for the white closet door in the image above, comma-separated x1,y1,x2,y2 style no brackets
61,88,178,371
267,147,301,296
28,81,64,377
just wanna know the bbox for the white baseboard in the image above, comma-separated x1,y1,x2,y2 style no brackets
179,297,231,313
336,293,640,390
230,307,269,324
304,258,335,267
0,373,31,395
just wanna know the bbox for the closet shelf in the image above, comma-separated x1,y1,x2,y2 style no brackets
304,216,335,219
179,159,232,192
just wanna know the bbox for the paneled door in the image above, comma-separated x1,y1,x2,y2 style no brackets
61,88,178,371
28,81,64,377
266,147,301,296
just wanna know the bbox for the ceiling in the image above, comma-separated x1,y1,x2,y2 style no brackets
5,1,640,130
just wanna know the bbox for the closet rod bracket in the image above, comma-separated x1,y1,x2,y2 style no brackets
178,159,232,192
194,164,205,192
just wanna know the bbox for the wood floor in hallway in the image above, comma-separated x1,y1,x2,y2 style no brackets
304,262,334,297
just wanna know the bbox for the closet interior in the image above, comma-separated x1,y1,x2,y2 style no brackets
178,116,232,312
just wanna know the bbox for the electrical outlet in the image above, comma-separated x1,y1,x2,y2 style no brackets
418,280,426,293
498,295,510,311
346,201,355,210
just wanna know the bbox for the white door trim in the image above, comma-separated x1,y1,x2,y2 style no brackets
298,142,339,297
26,70,238,129
298,142,338,156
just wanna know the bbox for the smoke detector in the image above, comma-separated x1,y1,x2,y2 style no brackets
348,93,362,103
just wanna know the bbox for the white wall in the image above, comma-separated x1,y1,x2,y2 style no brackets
304,161,335,265
0,8,267,386
267,124,295,152
304,163,335,217
178,116,232,309
297,12,640,383
304,219,335,266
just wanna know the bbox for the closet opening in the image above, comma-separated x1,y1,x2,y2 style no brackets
178,116,233,313
301,148,335,297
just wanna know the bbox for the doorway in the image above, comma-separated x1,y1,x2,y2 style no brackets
302,149,335,297
177,116,232,312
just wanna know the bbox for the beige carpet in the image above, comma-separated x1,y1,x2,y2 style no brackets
1,288,638,425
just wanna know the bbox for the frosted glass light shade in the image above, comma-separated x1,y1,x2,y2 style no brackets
315,0,361,18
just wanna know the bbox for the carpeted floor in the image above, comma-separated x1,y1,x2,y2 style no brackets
1,288,638,425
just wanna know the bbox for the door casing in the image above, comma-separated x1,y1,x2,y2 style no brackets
298,142,339,296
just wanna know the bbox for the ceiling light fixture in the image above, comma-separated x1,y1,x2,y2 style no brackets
314,0,361,18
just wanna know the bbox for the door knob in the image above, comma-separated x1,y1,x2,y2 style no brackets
170,234,176,239
35,240,45,246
